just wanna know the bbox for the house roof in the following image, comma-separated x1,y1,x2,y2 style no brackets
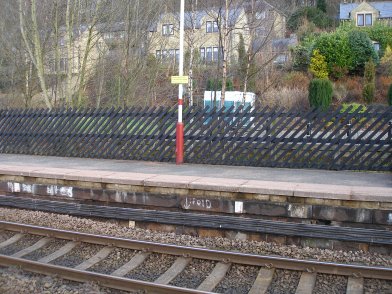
149,6,244,32
340,1,392,19
252,34,297,52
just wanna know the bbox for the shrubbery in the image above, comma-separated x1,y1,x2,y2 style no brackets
313,31,352,78
291,45,311,72
310,28,378,77
287,7,332,32
206,79,234,91
348,30,379,74
309,49,328,79
308,78,333,110
363,59,376,103
388,83,392,106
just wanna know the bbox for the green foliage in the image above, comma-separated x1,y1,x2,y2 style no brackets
362,83,375,104
348,30,378,74
363,24,392,53
364,59,376,82
381,45,392,76
308,78,333,110
287,7,332,32
316,0,327,13
206,79,234,91
291,45,311,72
312,29,378,77
313,31,352,78
362,59,376,104
226,79,234,91
309,49,328,79
340,103,367,114
388,83,392,106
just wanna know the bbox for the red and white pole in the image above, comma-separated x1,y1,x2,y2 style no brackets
176,0,185,165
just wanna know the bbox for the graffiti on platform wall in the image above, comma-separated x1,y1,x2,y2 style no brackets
7,182,33,194
6,182,73,198
183,197,212,210
46,185,73,198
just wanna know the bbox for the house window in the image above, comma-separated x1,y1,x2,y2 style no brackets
213,47,219,61
206,47,213,61
206,21,218,33
175,49,180,63
162,24,174,36
200,47,205,60
256,11,266,20
357,13,372,26
156,50,161,60
60,58,68,72
162,49,168,60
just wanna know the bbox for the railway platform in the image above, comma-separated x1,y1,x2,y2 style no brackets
0,154,391,252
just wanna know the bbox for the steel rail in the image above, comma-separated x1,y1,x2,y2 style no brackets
0,255,208,294
1,221,391,281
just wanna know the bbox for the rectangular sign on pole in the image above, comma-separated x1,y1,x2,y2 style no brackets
171,76,189,84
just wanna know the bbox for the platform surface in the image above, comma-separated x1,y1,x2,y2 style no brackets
0,154,391,201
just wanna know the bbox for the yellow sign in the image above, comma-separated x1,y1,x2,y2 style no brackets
171,76,189,84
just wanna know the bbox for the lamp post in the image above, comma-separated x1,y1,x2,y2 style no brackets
176,0,185,164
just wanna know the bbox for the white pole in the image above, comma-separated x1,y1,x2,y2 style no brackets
176,0,185,164
179,0,184,122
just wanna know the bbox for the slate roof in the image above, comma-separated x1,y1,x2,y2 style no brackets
340,1,392,20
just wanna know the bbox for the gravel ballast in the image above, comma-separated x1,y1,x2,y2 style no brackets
0,207,391,293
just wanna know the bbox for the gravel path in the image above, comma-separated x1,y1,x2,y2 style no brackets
0,207,391,293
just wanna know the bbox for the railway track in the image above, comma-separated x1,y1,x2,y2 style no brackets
0,221,391,293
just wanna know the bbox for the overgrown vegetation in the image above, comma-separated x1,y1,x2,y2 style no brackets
308,78,333,110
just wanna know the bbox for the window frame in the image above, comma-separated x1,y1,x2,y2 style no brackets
357,13,373,27
206,47,213,62
162,24,174,36
206,21,218,33
200,47,205,61
213,46,219,61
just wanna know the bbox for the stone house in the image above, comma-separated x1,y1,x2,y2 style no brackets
340,1,392,27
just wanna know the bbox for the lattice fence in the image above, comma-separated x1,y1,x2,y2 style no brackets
0,105,391,171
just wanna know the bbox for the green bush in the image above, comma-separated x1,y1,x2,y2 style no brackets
388,83,392,106
362,83,375,104
309,49,328,78
313,31,352,78
362,59,376,104
348,30,379,74
317,0,327,13
308,78,333,110
363,23,392,53
291,45,311,72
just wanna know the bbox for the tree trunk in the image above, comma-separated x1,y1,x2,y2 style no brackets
220,0,229,108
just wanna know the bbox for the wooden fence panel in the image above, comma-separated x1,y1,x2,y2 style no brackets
0,105,390,171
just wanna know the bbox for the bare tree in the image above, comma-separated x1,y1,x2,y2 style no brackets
19,0,54,109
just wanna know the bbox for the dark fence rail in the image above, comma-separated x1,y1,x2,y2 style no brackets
0,105,391,171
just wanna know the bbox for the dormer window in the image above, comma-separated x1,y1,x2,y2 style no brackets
357,13,372,27
162,24,174,36
206,21,218,33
